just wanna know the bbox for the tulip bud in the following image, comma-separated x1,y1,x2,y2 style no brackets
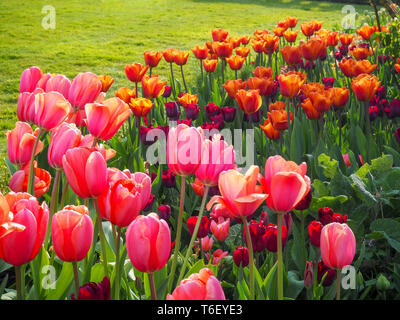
164,102,180,120
304,261,313,289
308,220,323,247
143,194,155,212
187,216,210,238
158,204,171,221
71,276,110,300
185,104,200,120
162,169,176,188
376,274,390,291
317,261,336,286
222,106,236,122
201,235,214,252
162,85,172,98
233,246,249,267
318,207,334,225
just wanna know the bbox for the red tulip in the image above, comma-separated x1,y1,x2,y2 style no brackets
62,147,108,199
308,220,323,247
85,97,132,141
9,167,51,198
187,216,210,238
52,205,93,262
68,72,102,109
320,222,356,269
126,213,171,273
167,268,225,300
0,192,49,266
263,223,288,252
233,246,249,267
97,169,152,227
71,276,110,300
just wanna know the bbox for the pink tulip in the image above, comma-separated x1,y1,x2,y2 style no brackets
210,217,230,242
85,97,132,141
36,73,51,90
48,123,85,169
68,72,102,109
19,67,43,93
17,88,44,123
6,122,44,167
34,91,73,131
52,205,93,262
9,167,51,198
0,192,49,266
167,123,204,177
207,166,267,219
62,147,108,198
45,74,71,98
201,235,214,251
211,249,228,265
126,213,171,273
167,268,225,300
320,222,356,269
195,135,235,186
258,155,311,213
97,169,152,227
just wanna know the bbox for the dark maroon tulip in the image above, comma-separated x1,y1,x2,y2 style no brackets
158,204,171,221
233,246,249,267
185,104,199,120
209,114,225,130
263,224,287,252
395,128,400,144
204,102,222,119
384,99,400,118
295,189,312,210
375,85,386,99
317,261,336,287
318,207,334,225
164,102,180,120
150,171,157,182
308,220,322,247
243,220,267,253
162,85,172,98
322,77,335,89
244,109,263,123
209,185,220,197
140,125,156,146
369,106,379,121
331,213,348,224
378,55,388,64
335,51,343,61
187,216,210,238
282,212,293,236
162,169,176,188
177,118,192,126
71,277,110,300
222,106,236,122
143,194,155,211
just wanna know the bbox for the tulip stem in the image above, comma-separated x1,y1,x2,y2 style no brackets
114,226,122,300
221,58,225,84
177,186,210,285
15,265,23,300
200,60,204,84
277,212,284,300
286,100,292,157
167,176,186,294
242,217,255,300
336,269,341,300
72,261,80,299
169,63,176,97
94,199,109,278
60,181,69,209
149,272,157,300
364,101,371,162
45,169,61,248
27,128,43,196
180,65,188,93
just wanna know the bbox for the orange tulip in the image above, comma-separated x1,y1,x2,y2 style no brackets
277,20,290,30
191,45,209,60
226,55,245,70
351,47,373,60
331,87,349,108
339,34,354,46
301,98,321,120
212,41,233,58
114,87,137,103
312,20,323,31
240,35,251,45
283,30,298,43
316,29,330,39
301,82,325,97
300,22,316,37
211,28,229,42
247,77,275,97
222,79,247,98
205,41,214,54
228,36,242,48
263,34,279,54
202,59,218,73
250,40,265,53
125,63,149,83
357,25,377,40
129,98,154,117
235,89,262,114
351,73,381,102
300,38,326,61
260,118,281,140
353,60,377,76
396,64,400,74
141,75,166,99
144,51,163,68
272,27,286,37
162,48,178,63
173,50,190,66
268,109,293,131
98,75,114,92
308,88,333,113
278,71,307,98
326,32,339,47
286,16,298,28
177,93,198,107
253,66,273,79
281,45,302,65
236,47,250,58
339,58,357,77
269,101,286,111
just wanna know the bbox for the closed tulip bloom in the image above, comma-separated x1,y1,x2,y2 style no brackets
167,124,203,177
10,167,51,198
222,79,246,98
281,46,302,65
326,32,339,47
253,66,273,79
240,35,251,45
283,30,298,43
68,72,102,109
210,217,230,242
6,122,44,167
235,89,262,114
320,222,356,269
167,268,225,300
191,45,209,60
301,98,321,120
195,135,235,186
129,97,154,117
351,73,381,102
97,169,151,227
300,38,326,61
395,64,400,74
144,51,163,68
332,87,349,108
45,74,71,97
114,87,137,103
351,47,373,61
202,59,218,73
62,147,108,198
20,66,44,93
339,34,354,46
247,77,275,97
260,118,281,140
212,28,229,42
308,220,323,247
278,71,307,98
173,50,190,66
207,166,267,219
250,39,265,53
52,205,93,262
259,155,311,213
304,261,313,288
187,216,210,238
177,93,198,107
125,63,149,83
263,34,279,54
268,109,293,131
85,97,132,141
34,91,73,131
263,223,288,252
235,47,250,58
212,41,233,58
300,22,316,37
162,48,178,63
142,75,166,99
17,88,44,123
226,55,245,70
233,246,249,267
126,213,171,273
0,192,49,266
201,235,214,252
98,75,114,92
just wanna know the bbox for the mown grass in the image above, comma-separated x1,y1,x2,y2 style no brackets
0,0,369,188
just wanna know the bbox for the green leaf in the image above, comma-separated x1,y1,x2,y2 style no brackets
350,174,377,207
285,271,304,299
318,153,339,179
370,218,400,252
0,274,8,297
310,195,348,212
45,262,73,300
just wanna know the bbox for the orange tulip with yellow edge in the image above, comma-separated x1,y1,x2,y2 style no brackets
300,38,326,61
173,50,190,66
115,87,137,103
339,34,354,46
260,118,281,140
236,47,250,58
331,87,349,108
301,98,321,120
226,55,246,70
250,40,265,53
254,29,269,39
326,32,339,47
144,51,163,68
269,101,286,111
247,77,275,97
253,66,273,79
240,35,251,45
286,17,298,29
301,82,325,97
281,46,302,65
278,71,307,98
357,25,377,41
283,30,298,43
395,64,400,74
191,45,209,60
177,93,198,107
300,22,316,37
308,88,334,113
129,98,154,117
272,27,286,38
162,48,178,63
263,34,279,54
125,63,149,83
268,109,293,131
223,79,247,98
339,58,357,77
203,59,218,73
351,73,381,102
351,47,373,60
98,75,114,93
212,41,233,58
228,37,242,48
353,60,377,76
235,89,262,114
141,75,166,99
212,28,229,42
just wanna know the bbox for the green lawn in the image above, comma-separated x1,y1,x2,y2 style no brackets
0,0,369,187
